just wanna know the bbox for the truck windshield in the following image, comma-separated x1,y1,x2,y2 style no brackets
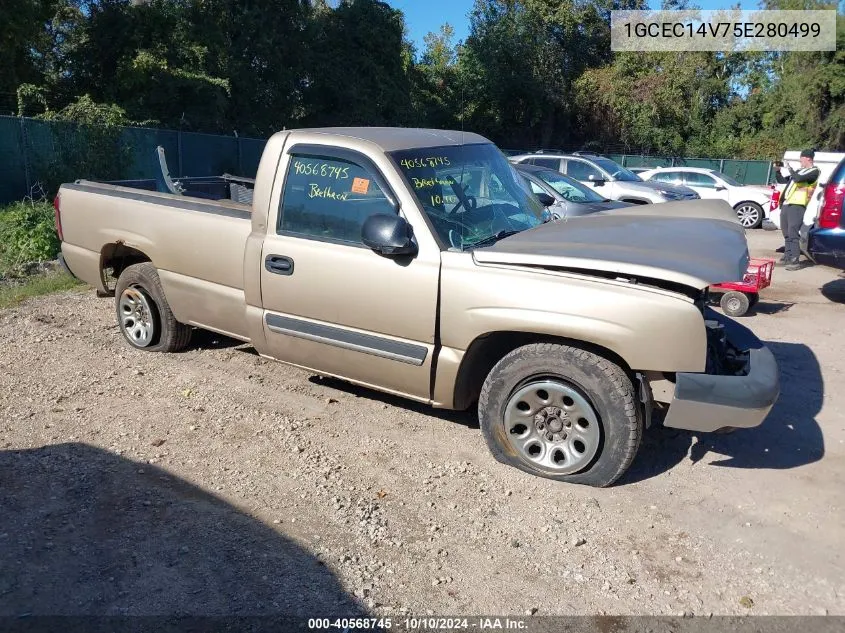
390,143,547,250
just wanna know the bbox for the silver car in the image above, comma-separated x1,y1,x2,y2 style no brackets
515,163,633,218
510,152,700,205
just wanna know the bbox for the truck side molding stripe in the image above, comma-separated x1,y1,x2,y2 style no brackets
265,313,428,366
62,183,251,220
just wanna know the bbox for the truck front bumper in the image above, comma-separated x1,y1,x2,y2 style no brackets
662,310,780,433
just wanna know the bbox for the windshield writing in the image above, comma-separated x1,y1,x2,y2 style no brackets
392,143,546,250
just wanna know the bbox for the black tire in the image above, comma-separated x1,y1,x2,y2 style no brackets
734,201,763,229
114,262,192,352
478,343,642,488
720,291,750,317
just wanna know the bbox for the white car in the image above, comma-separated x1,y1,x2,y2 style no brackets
639,167,772,228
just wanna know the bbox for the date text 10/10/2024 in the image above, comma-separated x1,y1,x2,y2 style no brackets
307,617,528,630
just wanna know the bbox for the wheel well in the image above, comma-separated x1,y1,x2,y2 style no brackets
451,331,633,410
733,200,762,209
100,243,152,291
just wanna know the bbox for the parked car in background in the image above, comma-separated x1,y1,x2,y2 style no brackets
509,152,700,205
807,154,845,270
639,167,772,229
628,167,653,175
514,163,632,219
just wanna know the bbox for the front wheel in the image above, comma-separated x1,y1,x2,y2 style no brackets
734,201,763,229
114,263,192,352
478,343,642,487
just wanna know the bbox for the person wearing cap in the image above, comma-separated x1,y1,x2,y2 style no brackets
773,149,820,271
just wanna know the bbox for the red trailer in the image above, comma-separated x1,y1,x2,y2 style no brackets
709,257,775,317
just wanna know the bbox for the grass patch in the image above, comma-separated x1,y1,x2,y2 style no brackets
0,200,61,274
0,272,86,310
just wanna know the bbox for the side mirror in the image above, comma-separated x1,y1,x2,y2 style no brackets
361,213,417,256
588,175,606,186
535,192,555,207
715,185,727,191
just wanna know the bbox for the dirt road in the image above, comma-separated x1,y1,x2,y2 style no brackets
1,230,843,618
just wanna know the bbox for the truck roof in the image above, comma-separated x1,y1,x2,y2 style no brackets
278,127,491,152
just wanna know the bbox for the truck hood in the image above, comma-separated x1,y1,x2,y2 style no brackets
472,200,750,290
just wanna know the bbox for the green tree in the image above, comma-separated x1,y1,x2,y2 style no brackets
696,1,844,156
33,94,136,193
0,0,63,113
458,0,637,148
65,0,230,131
411,23,462,129
302,0,414,127
186,0,312,135
574,51,736,155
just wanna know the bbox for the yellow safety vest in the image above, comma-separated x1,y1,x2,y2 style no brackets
783,169,819,207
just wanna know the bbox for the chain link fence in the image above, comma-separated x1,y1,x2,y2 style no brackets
0,115,777,205
0,115,267,205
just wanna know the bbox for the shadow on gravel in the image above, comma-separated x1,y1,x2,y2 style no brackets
181,328,245,352
821,278,845,303
0,443,365,619
751,300,795,315
308,375,479,429
622,341,824,485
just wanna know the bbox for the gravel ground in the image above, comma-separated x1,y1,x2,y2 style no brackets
0,230,843,618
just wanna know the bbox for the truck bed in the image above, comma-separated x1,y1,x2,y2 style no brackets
58,180,254,341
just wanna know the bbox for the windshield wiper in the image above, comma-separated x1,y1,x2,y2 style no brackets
465,229,522,250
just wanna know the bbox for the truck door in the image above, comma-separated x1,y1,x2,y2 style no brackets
259,144,440,402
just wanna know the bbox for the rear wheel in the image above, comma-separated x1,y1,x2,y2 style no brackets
114,263,192,352
478,343,642,487
734,201,763,229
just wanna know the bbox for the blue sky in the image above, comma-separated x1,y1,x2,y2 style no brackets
386,0,766,53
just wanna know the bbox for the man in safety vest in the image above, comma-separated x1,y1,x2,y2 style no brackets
774,149,820,271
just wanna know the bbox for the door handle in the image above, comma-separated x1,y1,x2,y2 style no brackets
265,255,294,276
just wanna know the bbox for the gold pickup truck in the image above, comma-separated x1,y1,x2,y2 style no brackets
56,127,780,487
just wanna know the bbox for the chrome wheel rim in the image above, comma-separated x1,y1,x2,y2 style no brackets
503,379,601,475
726,295,743,313
736,204,760,228
119,286,155,347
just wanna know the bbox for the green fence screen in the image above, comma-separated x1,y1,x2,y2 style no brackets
1,115,777,205
0,115,267,204
0,117,30,204
612,155,773,184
